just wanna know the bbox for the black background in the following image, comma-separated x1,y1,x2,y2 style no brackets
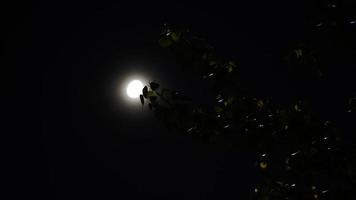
4,1,355,199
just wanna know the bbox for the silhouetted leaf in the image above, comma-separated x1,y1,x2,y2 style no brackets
140,95,144,105
149,95,157,102
142,86,148,98
150,82,160,90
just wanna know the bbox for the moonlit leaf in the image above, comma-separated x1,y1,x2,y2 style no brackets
294,104,301,112
260,161,268,169
324,120,330,126
316,22,323,27
257,100,264,108
158,38,173,47
227,61,237,72
228,61,237,67
161,24,172,36
295,49,303,59
223,124,230,129
147,91,156,98
171,32,181,41
228,66,233,72
214,106,223,113
290,151,300,156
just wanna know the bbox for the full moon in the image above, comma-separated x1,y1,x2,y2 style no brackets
126,80,144,99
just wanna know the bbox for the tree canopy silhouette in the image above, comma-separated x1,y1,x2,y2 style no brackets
139,6,356,199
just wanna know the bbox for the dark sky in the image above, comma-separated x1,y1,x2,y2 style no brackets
5,1,354,199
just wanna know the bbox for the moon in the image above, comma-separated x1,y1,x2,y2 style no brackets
126,80,144,99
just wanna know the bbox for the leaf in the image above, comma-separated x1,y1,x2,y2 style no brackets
214,106,223,113
158,38,173,47
147,91,156,98
228,66,233,72
149,95,157,102
160,88,170,99
260,161,268,169
142,86,148,98
294,49,303,59
171,32,181,41
140,95,144,105
227,61,237,72
149,82,160,90
227,97,234,105
209,60,217,66
228,61,237,67
294,104,301,112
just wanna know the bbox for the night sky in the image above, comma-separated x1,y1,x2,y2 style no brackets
6,1,354,199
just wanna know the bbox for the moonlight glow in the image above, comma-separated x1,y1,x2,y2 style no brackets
126,80,144,99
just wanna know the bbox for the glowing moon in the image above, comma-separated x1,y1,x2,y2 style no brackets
126,80,144,99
